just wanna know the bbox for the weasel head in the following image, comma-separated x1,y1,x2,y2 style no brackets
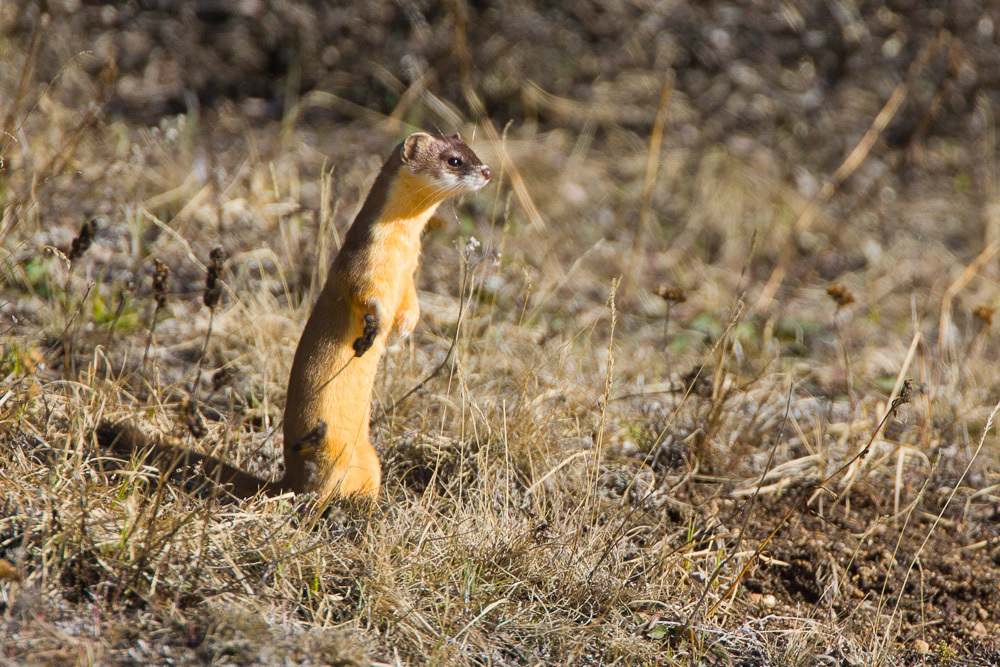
399,132,491,197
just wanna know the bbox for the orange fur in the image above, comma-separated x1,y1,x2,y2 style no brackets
283,174,446,497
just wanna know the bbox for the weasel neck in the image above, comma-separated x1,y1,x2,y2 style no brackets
342,171,447,256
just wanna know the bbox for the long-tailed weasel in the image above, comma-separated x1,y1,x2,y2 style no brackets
99,132,491,501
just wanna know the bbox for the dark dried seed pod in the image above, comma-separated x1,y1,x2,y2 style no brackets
183,398,207,438
211,366,235,393
826,284,855,308
152,258,170,309
203,246,228,309
68,218,97,261
972,304,995,328
653,285,687,304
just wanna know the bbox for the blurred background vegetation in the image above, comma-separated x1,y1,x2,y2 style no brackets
3,1,1000,664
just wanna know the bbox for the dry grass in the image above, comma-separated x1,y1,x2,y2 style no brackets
3,21,1000,667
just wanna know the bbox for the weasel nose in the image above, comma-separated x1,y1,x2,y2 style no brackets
481,165,491,181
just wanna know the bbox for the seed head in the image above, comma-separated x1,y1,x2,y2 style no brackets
212,367,235,393
182,398,207,438
203,246,228,309
68,218,97,262
890,379,913,417
972,304,995,328
152,258,170,309
826,284,855,308
653,285,687,304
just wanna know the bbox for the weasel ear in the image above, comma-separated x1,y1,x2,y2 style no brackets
451,132,462,141
402,132,433,163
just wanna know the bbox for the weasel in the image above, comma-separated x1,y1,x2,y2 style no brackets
99,132,491,501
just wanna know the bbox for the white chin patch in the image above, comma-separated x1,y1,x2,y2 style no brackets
461,174,488,192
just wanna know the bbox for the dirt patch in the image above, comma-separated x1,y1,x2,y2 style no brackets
740,489,1000,658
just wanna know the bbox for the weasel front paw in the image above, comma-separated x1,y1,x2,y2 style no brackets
393,304,420,338
353,312,379,357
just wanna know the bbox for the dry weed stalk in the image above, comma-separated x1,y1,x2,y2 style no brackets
636,300,747,472
632,72,675,262
0,13,46,162
836,332,922,511
591,278,619,490
962,304,995,371
105,280,135,345
653,285,687,350
142,258,171,369
827,283,856,402
192,246,228,395
45,218,99,368
937,240,999,361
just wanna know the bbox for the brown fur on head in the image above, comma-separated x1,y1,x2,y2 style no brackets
344,132,491,242
400,132,491,194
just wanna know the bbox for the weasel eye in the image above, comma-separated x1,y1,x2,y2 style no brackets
447,157,463,167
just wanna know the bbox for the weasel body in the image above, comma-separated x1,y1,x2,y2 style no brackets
283,132,491,498
100,133,491,501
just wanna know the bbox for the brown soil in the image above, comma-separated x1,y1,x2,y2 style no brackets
739,490,1000,662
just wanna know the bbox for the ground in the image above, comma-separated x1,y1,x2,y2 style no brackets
2,1,1000,665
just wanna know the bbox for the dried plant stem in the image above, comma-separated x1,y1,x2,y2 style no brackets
45,283,93,363
105,282,134,346
662,302,673,347
574,278,619,553
0,13,45,157
593,278,619,474
937,240,999,360
641,301,747,458
836,331,921,502
191,307,216,397
460,86,546,231
832,313,854,403
142,304,164,370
